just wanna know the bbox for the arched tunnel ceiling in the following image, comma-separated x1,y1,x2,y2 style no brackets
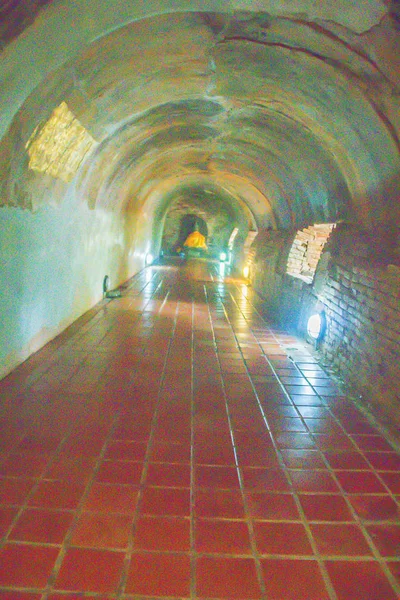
1,2,400,230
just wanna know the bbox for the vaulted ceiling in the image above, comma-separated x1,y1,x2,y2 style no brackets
1,1,399,231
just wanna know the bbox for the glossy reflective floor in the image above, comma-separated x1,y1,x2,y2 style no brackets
1,259,400,600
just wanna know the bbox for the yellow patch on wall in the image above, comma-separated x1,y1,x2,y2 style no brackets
25,102,96,182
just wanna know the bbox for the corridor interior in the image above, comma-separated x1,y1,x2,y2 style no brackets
0,259,399,600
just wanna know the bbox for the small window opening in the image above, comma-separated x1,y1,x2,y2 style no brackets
25,102,96,182
286,224,335,284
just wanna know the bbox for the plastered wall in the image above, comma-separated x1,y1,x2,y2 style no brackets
0,190,149,380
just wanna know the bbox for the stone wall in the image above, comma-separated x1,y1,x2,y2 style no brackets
251,223,400,431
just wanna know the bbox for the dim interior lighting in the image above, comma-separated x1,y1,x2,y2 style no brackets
243,265,250,278
220,252,227,262
307,312,326,341
145,253,154,265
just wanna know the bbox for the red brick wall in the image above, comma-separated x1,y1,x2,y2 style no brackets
251,224,400,431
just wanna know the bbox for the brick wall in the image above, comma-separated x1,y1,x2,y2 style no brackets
286,224,334,283
251,224,400,432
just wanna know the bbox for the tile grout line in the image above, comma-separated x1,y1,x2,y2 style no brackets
114,288,182,599
0,433,74,552
227,278,400,598
204,283,268,600
219,282,339,600
190,296,197,600
39,412,121,600
234,284,400,595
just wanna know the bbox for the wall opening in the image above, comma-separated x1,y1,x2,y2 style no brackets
25,102,96,182
286,224,335,284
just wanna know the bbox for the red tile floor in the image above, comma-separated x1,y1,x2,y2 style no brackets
0,258,400,600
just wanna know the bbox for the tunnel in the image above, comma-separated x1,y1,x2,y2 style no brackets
0,1,400,598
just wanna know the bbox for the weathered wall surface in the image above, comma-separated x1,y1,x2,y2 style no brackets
0,191,148,380
251,224,400,430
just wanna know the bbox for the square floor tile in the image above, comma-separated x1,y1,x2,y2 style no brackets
313,434,354,451
310,523,372,556
196,465,240,488
140,486,190,516
71,512,133,549
9,508,73,544
0,543,59,588
387,561,400,587
112,424,150,442
0,477,36,506
149,441,191,463
134,516,190,551
45,456,96,482
380,473,400,494
196,556,262,599
262,406,300,420
274,433,316,449
349,494,400,522
270,417,308,432
303,418,342,433
146,462,191,487
254,521,313,555
335,471,387,494
241,467,290,492
351,435,394,452
238,447,282,469
54,547,125,593
196,518,252,554
365,452,400,472
0,594,41,600
261,559,330,599
195,444,236,465
326,560,398,600
299,494,354,522
62,437,106,457
195,489,245,519
17,435,61,454
289,470,339,493
28,481,85,510
366,524,400,557
104,440,147,461
246,492,300,520
0,506,18,536
297,407,330,419
280,450,327,469
125,552,191,597
324,451,370,470
291,395,324,406
82,483,138,514
0,453,51,478
96,460,143,485
286,385,316,396
339,419,377,435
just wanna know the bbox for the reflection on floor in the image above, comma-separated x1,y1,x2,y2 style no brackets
0,259,400,600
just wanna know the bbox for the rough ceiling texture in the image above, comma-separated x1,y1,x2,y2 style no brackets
0,1,399,231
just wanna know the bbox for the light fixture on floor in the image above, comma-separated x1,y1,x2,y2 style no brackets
307,311,326,343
